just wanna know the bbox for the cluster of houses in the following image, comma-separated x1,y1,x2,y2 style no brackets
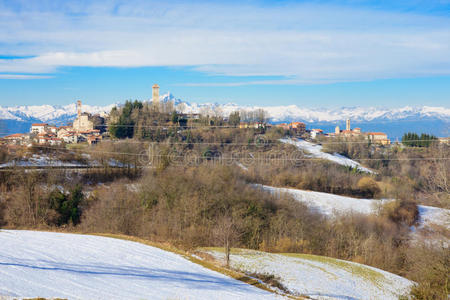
3,101,103,147
332,119,390,145
274,119,390,145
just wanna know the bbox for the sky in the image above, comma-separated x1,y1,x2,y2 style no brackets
0,0,449,108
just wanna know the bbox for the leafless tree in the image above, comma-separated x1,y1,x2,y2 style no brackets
213,215,241,267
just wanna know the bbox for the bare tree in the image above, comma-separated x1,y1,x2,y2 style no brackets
213,215,241,267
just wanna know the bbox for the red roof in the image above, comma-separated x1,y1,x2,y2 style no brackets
31,123,48,126
367,132,387,136
5,133,24,138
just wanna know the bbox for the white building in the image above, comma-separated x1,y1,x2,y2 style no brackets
310,129,324,139
30,123,48,134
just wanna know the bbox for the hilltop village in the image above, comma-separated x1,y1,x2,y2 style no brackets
3,100,104,147
1,84,393,147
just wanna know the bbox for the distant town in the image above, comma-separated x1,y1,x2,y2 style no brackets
1,84,448,148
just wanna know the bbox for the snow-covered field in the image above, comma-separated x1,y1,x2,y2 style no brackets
0,154,86,168
280,138,374,173
0,230,280,300
261,185,450,230
203,248,413,300
0,154,129,168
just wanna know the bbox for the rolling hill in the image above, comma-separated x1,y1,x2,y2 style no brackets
0,230,280,300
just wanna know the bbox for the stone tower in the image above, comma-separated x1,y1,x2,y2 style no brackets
346,119,350,131
77,100,82,118
152,84,160,105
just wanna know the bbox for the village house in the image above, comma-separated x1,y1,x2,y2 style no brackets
60,132,78,144
275,123,291,130
275,122,306,134
438,137,449,144
367,132,390,145
239,122,266,129
87,135,102,145
48,126,58,134
310,129,324,139
4,133,29,145
30,123,48,134
290,122,306,134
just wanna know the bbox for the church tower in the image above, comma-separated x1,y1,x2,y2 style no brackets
335,126,340,135
346,119,350,131
152,84,160,105
77,100,82,118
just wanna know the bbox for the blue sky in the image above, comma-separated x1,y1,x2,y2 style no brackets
0,0,449,107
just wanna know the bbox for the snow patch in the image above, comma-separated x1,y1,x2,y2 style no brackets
280,138,374,173
0,230,280,300
203,248,413,300
261,185,450,230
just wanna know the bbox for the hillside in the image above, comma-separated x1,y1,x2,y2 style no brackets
0,230,280,300
202,248,413,300
260,185,450,230
280,138,374,173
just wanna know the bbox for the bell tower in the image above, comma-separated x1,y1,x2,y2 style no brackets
152,84,160,105
77,100,82,118
346,119,350,131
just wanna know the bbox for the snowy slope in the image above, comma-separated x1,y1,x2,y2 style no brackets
203,248,413,300
418,205,450,229
261,185,384,216
261,185,450,230
0,230,280,300
280,138,374,173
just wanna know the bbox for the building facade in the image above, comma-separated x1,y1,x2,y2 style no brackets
72,100,94,132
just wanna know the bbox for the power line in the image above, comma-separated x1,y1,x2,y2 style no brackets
12,145,450,162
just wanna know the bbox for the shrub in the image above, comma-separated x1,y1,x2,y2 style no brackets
357,177,381,198
380,200,419,227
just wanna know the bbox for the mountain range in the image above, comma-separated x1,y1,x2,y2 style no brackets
1,93,449,139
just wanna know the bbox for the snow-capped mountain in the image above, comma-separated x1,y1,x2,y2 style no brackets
0,93,449,138
157,93,450,123
2,93,449,124
1,103,117,125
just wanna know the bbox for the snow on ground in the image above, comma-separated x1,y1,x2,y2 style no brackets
0,155,132,168
0,154,86,168
203,248,413,300
261,185,385,216
417,205,450,229
280,138,374,173
260,185,450,230
0,230,280,300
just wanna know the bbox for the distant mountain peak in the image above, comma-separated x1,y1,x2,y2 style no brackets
0,95,449,127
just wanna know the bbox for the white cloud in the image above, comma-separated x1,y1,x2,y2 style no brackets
0,1,449,83
0,74,53,79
